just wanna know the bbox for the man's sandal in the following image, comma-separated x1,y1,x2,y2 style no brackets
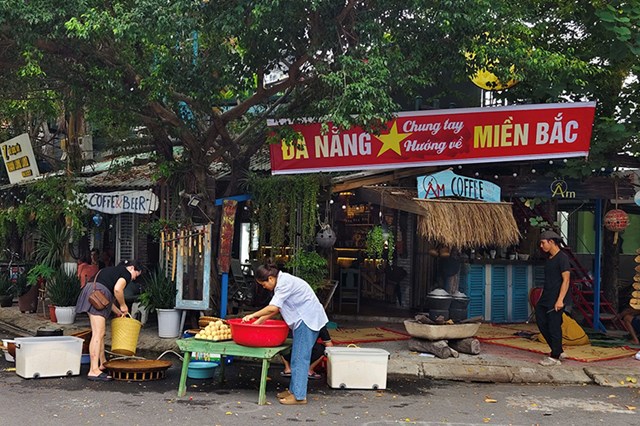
277,389,292,399
279,394,307,405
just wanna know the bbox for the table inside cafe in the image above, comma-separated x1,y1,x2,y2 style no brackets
175,338,292,405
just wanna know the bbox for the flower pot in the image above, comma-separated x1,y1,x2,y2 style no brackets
54,306,77,325
0,294,13,307
156,308,181,338
48,304,58,323
18,285,39,313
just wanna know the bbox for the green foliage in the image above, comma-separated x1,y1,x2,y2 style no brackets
34,223,71,269
47,269,82,307
248,174,320,251
0,275,15,297
285,250,328,293
1,0,639,194
139,268,177,311
13,272,32,297
139,218,180,242
365,225,395,261
26,264,55,287
0,177,86,245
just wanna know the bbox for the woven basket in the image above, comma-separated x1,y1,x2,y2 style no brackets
103,359,172,382
198,316,228,328
111,314,142,356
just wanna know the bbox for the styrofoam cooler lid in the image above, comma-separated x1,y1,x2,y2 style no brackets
325,347,390,357
15,336,83,346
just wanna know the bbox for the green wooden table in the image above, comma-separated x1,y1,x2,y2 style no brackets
175,338,292,405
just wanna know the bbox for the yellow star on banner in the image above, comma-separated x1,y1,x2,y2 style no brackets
376,121,411,157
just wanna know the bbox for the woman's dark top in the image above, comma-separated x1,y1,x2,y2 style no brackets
95,264,132,295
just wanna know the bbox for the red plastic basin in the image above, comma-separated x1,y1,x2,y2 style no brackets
227,318,289,347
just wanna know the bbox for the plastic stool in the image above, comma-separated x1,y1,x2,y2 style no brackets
131,302,149,325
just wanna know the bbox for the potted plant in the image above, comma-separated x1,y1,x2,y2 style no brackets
46,269,81,324
0,275,15,307
365,225,395,263
15,267,47,313
139,268,179,338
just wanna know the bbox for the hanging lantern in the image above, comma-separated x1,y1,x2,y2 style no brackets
465,52,518,91
92,213,103,227
604,208,629,244
315,224,337,249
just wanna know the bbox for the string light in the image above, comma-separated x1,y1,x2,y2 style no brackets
474,172,479,177
549,160,554,164
563,159,568,163
531,169,536,173
494,175,499,179
512,172,518,177
458,165,463,169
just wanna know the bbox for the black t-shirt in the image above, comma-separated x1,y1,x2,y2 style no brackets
538,250,571,308
95,264,132,295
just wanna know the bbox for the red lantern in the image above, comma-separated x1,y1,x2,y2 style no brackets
604,209,629,244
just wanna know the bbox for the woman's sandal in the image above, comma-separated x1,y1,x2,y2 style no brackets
276,389,292,399
279,393,307,405
88,372,113,382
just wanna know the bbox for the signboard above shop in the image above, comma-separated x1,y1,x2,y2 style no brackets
417,169,501,202
268,102,596,175
83,190,159,215
0,133,40,184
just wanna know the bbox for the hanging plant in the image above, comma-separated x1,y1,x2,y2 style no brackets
365,225,395,261
247,174,321,252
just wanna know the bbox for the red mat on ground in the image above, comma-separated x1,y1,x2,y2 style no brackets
329,327,411,344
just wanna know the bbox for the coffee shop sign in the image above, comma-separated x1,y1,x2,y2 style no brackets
83,190,159,214
417,169,501,202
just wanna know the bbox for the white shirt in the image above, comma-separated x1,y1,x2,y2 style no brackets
269,271,328,331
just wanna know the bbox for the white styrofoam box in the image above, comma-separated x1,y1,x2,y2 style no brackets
15,336,83,379
325,347,390,390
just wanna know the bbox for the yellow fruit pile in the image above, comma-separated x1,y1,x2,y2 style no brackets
195,320,232,341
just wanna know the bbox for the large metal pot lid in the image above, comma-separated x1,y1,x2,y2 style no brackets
427,288,452,298
451,291,469,300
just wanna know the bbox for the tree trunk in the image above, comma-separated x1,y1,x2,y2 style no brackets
407,338,459,359
448,338,481,355
602,228,620,311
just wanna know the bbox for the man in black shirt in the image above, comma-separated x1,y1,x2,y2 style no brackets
536,230,571,366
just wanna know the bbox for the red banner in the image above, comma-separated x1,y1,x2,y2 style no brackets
268,102,596,174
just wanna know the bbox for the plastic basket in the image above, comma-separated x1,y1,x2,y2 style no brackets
111,314,142,356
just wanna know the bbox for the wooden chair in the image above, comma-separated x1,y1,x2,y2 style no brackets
339,268,360,313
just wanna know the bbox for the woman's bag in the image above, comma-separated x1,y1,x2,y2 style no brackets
88,272,110,310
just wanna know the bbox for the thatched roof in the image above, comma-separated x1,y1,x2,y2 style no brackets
414,199,520,249
359,186,520,249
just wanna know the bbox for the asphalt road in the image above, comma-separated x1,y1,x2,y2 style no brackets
2,331,639,425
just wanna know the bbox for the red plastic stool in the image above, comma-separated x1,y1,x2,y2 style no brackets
526,287,544,323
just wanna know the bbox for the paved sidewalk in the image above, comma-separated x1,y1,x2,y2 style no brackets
2,306,639,388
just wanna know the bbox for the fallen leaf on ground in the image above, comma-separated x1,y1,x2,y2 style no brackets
484,397,498,403
626,406,636,410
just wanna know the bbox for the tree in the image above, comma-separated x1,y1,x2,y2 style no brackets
2,1,639,302
4,1,634,203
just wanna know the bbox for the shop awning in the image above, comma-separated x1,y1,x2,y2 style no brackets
359,186,520,249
